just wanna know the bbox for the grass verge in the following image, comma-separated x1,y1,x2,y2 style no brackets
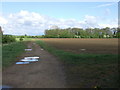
16,38,34,42
2,41,27,68
36,40,119,88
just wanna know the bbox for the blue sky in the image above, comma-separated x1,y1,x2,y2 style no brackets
0,2,118,35
2,2,118,20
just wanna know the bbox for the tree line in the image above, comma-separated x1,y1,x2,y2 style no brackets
1,27,120,44
2,35,44,44
14,34,44,38
44,27,120,38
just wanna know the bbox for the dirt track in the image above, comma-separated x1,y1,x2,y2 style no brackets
2,41,67,88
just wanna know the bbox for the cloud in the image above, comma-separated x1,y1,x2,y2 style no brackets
83,15,99,28
99,24,117,28
0,16,8,25
1,10,118,35
95,2,116,8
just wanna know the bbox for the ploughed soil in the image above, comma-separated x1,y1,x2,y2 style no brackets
2,41,67,88
39,38,118,54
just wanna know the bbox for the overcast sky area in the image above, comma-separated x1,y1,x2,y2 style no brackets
0,1,118,35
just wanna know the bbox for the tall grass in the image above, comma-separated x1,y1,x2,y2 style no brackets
2,42,27,68
36,40,119,88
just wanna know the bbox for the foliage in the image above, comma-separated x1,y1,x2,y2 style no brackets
44,27,119,38
15,35,45,38
2,35,16,44
19,37,23,41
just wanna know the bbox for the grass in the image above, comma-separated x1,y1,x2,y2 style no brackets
16,38,34,41
2,41,27,68
36,40,119,88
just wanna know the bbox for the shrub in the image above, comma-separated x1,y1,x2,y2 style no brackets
19,37,23,41
2,35,16,44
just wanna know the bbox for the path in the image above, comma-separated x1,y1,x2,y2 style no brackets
2,41,67,88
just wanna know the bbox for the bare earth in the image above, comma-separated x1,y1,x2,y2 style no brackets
39,38,118,54
2,41,67,88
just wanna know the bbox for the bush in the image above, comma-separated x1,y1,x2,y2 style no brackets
19,37,23,41
2,35,16,44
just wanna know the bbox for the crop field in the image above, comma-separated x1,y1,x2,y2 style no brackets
39,38,118,54
37,38,119,88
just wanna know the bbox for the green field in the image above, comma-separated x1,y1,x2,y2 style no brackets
36,40,119,88
2,42,27,68
2,37,34,68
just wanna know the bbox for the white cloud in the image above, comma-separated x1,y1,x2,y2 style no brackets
83,15,99,28
99,18,118,28
99,24,117,28
1,10,118,35
0,16,8,25
95,2,116,8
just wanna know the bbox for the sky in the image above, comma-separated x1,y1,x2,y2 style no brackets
0,2,118,35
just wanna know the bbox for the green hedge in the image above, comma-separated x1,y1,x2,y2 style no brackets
2,35,16,44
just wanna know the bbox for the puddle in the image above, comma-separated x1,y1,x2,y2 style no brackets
41,49,44,50
0,85,13,89
25,49,32,51
24,57,39,59
16,56,40,65
20,59,38,62
80,49,86,51
16,62,29,65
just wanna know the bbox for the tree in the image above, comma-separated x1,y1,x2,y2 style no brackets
116,28,120,38
111,28,117,38
44,27,116,38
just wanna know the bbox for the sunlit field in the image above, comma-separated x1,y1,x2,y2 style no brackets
36,39,119,88
39,38,118,54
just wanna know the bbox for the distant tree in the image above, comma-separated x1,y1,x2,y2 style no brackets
116,27,120,38
111,28,117,38
44,27,116,38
